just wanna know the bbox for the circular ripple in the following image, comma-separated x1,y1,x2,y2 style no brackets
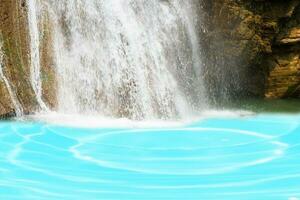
71,128,288,175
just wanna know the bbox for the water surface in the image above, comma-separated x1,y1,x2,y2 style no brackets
0,114,300,200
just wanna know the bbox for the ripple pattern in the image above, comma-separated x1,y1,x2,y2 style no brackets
0,114,300,200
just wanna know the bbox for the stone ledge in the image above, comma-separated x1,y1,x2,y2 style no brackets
278,27,300,44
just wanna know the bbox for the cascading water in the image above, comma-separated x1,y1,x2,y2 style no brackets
0,39,23,116
33,0,207,119
27,0,48,111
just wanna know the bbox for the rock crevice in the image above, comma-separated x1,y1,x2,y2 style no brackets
203,0,300,100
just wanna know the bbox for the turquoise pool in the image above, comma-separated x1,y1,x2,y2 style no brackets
0,114,300,200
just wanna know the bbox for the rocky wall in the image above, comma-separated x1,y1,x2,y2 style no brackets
203,0,300,101
0,0,56,117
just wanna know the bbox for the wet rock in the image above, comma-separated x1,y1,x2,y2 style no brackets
0,110,16,120
0,0,39,115
0,0,57,116
38,9,57,109
203,0,300,100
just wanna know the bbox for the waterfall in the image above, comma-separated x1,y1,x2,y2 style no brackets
0,40,23,116
27,0,48,111
34,0,206,119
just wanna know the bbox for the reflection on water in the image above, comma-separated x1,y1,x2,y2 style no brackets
0,114,300,200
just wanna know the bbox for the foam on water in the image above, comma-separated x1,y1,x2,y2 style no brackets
1,114,300,200
28,109,254,128
29,112,188,128
29,0,206,119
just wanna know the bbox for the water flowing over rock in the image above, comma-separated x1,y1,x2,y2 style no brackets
0,39,23,116
0,0,38,117
27,0,49,111
35,0,207,119
0,0,208,119
0,0,300,118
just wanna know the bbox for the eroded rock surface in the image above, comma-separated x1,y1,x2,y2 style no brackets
0,0,299,117
203,0,300,100
0,0,56,116
0,0,36,116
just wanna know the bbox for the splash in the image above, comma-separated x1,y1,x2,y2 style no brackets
33,0,206,119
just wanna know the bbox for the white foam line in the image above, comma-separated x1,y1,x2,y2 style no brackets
272,141,289,148
83,127,275,141
7,126,46,164
135,151,279,161
6,157,129,185
26,139,70,152
66,145,286,161
69,127,288,175
75,127,281,151
8,124,72,152
43,125,117,141
69,148,282,175
72,137,277,152
30,112,189,128
38,109,253,125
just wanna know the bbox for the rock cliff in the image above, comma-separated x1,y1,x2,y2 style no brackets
203,0,300,101
0,0,56,117
0,0,37,116
0,0,299,117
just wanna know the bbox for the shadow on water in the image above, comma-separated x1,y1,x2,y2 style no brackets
220,98,300,114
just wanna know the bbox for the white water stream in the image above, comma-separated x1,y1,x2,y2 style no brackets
0,39,23,116
28,0,207,119
27,0,48,111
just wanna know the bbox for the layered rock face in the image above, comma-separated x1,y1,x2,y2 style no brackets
0,0,37,116
0,0,56,117
203,0,300,100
